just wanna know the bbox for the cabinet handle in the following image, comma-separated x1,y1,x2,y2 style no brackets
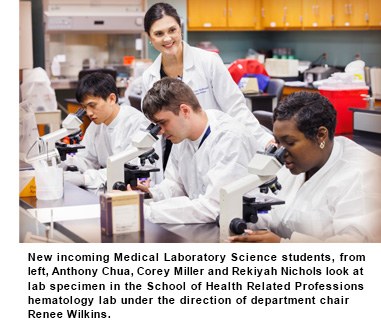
229,8,232,17
312,5,315,16
349,4,352,15
345,4,348,15
223,8,226,17
365,13,369,22
261,8,265,18
284,7,287,16
316,5,319,16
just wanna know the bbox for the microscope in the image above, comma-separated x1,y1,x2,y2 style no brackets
106,123,161,192
26,108,86,165
218,145,287,242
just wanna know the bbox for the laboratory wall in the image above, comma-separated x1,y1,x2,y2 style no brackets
188,30,381,67
127,0,381,68
26,0,381,69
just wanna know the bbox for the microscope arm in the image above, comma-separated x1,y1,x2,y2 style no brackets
220,174,274,229
38,112,85,150
39,128,72,152
219,148,285,242
26,109,86,165
107,146,151,192
106,123,161,192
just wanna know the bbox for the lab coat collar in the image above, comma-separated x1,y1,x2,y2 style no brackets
204,109,217,131
147,41,195,85
147,53,162,83
105,108,121,130
305,138,341,183
188,111,211,151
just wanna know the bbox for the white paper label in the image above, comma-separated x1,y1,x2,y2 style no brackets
112,204,140,234
135,38,142,51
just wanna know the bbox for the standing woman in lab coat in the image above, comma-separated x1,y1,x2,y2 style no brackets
229,91,381,243
142,2,273,171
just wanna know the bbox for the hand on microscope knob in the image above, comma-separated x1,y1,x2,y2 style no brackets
127,178,153,199
228,229,281,243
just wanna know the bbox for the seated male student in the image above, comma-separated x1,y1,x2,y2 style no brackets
132,77,261,224
64,72,151,189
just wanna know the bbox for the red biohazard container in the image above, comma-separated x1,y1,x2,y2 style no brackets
228,59,269,84
319,86,368,134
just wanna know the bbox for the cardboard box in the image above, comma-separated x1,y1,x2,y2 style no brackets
100,191,144,236
19,170,36,197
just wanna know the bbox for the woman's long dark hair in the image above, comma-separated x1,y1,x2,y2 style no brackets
144,2,181,35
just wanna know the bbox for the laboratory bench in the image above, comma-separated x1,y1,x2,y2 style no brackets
51,78,127,91
282,84,320,98
19,126,380,244
349,106,381,134
343,131,381,156
19,183,219,244
346,105,381,155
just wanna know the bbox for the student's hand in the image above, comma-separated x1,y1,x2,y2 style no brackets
228,229,281,243
265,138,277,149
127,178,153,198
140,178,151,189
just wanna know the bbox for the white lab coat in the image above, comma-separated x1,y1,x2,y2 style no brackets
141,41,273,150
145,109,260,224
70,105,150,188
256,137,381,243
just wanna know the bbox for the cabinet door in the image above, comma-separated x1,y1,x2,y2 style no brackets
368,0,381,27
333,0,350,26
262,0,302,28
261,0,285,28
303,0,333,28
253,0,263,30
188,0,227,28
333,0,368,27
348,0,368,26
284,0,303,27
227,0,259,29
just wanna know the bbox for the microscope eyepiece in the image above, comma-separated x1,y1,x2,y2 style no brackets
264,144,277,155
75,108,87,121
275,146,287,164
147,123,162,139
